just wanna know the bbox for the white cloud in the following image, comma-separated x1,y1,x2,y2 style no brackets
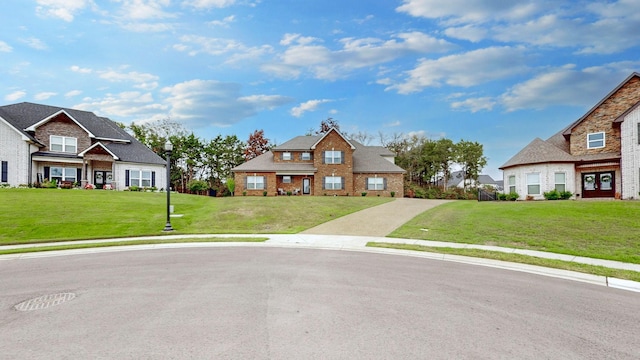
290,99,333,117
161,79,289,127
396,0,542,24
5,91,27,102
500,63,640,111
450,97,496,112
65,90,83,97
173,35,273,63
389,46,528,94
36,0,92,22
443,25,487,42
266,31,454,81
98,69,159,90
385,120,401,127
209,15,235,27
20,37,48,50
182,0,236,9
71,65,93,74
35,92,58,101
0,41,12,52
115,0,174,20
74,91,167,120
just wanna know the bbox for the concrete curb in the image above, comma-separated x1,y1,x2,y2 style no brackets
1,234,639,293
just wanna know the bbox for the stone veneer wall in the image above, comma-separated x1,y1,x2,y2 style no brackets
35,114,91,153
570,76,640,156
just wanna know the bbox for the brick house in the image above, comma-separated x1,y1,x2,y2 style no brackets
0,102,165,189
500,72,640,200
232,128,406,197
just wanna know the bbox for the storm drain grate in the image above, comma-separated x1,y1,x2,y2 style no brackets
15,293,76,311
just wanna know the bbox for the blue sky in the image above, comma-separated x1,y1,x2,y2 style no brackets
2,0,640,178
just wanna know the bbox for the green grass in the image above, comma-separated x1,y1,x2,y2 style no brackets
389,200,640,264
368,242,640,282
0,188,390,244
0,237,267,255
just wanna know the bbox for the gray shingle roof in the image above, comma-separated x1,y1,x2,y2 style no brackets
500,138,575,169
273,136,321,151
232,151,316,173
0,102,164,165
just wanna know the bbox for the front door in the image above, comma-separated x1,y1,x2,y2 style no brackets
303,178,311,195
582,172,615,198
94,171,113,189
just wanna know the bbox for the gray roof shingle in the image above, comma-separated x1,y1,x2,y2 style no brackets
0,102,164,165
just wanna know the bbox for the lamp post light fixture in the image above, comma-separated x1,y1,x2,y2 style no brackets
163,141,174,232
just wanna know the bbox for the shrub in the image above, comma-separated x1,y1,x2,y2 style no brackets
390,191,395,198
226,177,235,196
263,190,268,196
188,179,209,194
361,192,367,197
507,192,519,201
543,189,561,200
560,191,573,200
41,179,58,189
242,191,247,196
498,193,508,201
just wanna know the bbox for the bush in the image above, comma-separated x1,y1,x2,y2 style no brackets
263,190,268,196
390,191,395,197
188,179,209,194
544,189,561,200
507,192,519,201
560,191,573,200
361,192,367,196
41,179,58,189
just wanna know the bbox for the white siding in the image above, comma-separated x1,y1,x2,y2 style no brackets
114,162,166,191
502,163,575,200
620,106,640,199
0,119,32,186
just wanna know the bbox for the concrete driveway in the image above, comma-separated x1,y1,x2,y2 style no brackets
302,198,450,236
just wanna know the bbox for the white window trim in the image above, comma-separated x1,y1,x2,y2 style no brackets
301,152,311,161
51,166,77,182
247,175,265,190
526,173,540,195
282,152,292,160
554,172,566,192
367,177,384,191
325,150,342,164
325,176,342,190
587,132,605,149
129,169,152,187
282,175,291,184
508,175,516,194
50,135,77,153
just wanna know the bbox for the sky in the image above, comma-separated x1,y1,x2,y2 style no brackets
2,0,640,179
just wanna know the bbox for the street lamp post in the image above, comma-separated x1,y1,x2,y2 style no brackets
163,141,174,232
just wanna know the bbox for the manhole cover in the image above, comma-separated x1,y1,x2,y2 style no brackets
15,293,76,311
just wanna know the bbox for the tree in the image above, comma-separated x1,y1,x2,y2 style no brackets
455,140,487,190
202,135,245,190
244,130,270,161
316,118,340,135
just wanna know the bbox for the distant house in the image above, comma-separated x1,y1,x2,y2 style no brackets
500,72,640,200
232,128,406,197
440,170,501,190
0,102,165,189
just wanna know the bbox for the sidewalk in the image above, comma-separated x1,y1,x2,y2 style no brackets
1,233,639,293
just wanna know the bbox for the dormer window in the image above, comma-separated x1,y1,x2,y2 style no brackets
587,132,605,149
50,135,77,153
282,152,292,160
301,152,311,161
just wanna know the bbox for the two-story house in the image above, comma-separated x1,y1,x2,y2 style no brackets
0,102,165,189
232,128,406,197
500,72,640,200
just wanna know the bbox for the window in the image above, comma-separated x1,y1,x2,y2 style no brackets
50,135,77,153
324,150,343,164
554,172,566,192
324,176,343,190
128,170,153,187
367,177,385,190
282,152,292,160
301,152,311,161
526,173,540,195
1,161,7,183
508,175,516,194
247,175,265,190
282,176,291,184
587,132,605,149
50,166,77,183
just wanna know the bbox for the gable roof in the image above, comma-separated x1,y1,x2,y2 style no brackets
0,102,164,165
563,72,640,137
232,151,316,173
273,135,321,151
311,128,356,150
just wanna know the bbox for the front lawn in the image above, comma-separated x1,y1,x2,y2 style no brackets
0,189,390,244
388,200,640,264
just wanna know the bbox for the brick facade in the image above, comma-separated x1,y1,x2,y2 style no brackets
570,76,640,156
35,113,91,153
353,173,404,197
313,130,354,196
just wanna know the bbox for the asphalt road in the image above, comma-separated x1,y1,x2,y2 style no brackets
1,247,638,359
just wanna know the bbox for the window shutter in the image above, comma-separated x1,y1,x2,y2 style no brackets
263,176,267,190
151,171,156,187
280,152,283,160
44,166,50,180
341,151,345,164
1,161,7,183
125,170,130,186
383,178,387,190
366,177,370,191
322,151,326,164
245,176,248,190
322,176,326,190
341,176,345,190
77,168,82,183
